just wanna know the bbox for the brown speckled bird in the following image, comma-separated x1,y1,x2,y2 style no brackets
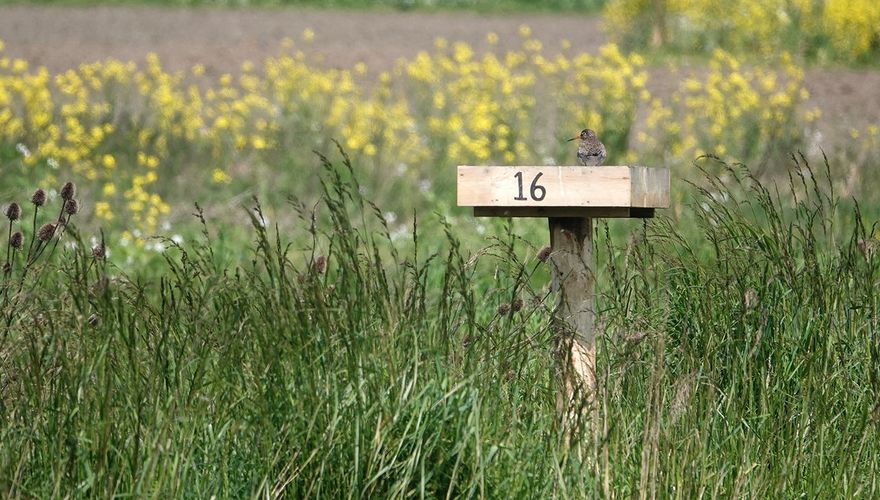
567,128,606,166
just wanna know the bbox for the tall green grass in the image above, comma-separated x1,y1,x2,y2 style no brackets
1,150,878,496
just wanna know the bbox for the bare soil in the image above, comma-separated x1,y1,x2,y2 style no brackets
1,5,878,147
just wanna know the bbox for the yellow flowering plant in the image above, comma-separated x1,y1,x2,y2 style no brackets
0,29,842,238
604,0,880,62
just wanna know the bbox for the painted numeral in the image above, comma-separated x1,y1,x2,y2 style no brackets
514,171,546,201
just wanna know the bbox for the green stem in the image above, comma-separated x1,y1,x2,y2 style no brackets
5,219,11,271
27,207,38,261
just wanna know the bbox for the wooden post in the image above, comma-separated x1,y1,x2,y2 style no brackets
548,217,596,435
456,165,669,437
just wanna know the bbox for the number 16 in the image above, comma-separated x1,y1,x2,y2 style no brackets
514,171,546,201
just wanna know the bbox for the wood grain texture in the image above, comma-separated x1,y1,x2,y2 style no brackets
457,166,669,212
630,165,670,207
548,217,597,438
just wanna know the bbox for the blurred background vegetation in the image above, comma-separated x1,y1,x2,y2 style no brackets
1,0,879,496
0,0,608,11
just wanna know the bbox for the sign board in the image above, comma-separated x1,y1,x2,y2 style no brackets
457,166,670,218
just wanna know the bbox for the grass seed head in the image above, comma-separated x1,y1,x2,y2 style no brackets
31,188,46,207
5,202,21,221
60,181,76,201
38,222,56,241
10,231,23,249
744,288,759,311
858,239,877,260
624,331,648,344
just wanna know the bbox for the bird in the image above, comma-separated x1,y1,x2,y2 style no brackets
567,128,606,166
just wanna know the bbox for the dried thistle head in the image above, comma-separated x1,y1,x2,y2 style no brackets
496,302,511,315
511,298,524,312
10,231,23,249
60,181,76,201
64,199,79,216
31,189,46,207
5,202,21,221
537,245,552,263
92,243,106,259
37,222,56,241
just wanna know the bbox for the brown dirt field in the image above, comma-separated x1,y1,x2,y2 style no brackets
1,5,878,147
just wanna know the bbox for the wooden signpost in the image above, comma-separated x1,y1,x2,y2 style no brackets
458,165,670,434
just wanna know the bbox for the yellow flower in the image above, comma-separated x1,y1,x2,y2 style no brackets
95,202,113,221
212,168,232,184
12,59,28,73
486,32,499,45
302,28,315,43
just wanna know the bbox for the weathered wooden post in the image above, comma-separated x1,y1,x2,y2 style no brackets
457,165,669,434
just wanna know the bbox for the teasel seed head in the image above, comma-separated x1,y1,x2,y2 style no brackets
5,202,21,221
537,245,552,263
60,181,76,201
37,222,56,241
64,199,79,215
31,188,46,207
10,231,23,249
